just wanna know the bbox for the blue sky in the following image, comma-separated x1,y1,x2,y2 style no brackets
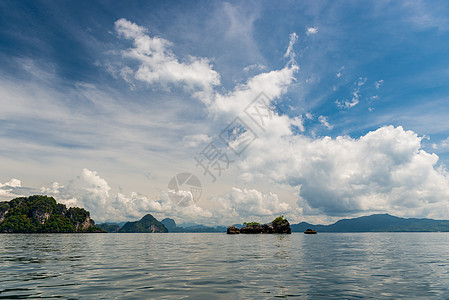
1,1,449,224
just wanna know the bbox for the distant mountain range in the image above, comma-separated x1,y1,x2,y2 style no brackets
291,214,449,232
161,218,227,233
99,213,449,233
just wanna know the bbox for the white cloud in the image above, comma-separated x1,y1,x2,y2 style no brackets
375,79,384,89
306,27,318,35
243,64,266,72
432,137,449,152
0,179,21,188
336,76,370,109
211,63,298,120
284,32,298,60
0,179,23,200
39,168,212,223
336,89,360,108
41,182,64,194
318,115,333,130
357,77,367,86
182,134,211,148
5,14,449,226
113,18,220,103
237,125,449,219
291,116,305,132
208,32,299,124
212,187,291,222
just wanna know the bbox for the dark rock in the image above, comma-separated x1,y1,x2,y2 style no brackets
271,220,291,234
227,225,240,234
240,224,264,234
227,216,291,234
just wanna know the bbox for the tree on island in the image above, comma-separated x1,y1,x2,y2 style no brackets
228,216,291,234
0,195,104,233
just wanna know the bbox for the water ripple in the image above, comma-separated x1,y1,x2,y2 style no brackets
1,233,449,298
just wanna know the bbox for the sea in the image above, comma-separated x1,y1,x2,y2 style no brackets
1,232,449,299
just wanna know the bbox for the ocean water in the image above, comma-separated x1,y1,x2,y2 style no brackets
1,233,449,299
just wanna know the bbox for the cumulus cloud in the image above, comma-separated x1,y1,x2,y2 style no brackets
306,27,318,35
209,32,299,125
237,125,449,219
212,187,291,222
0,178,21,188
291,116,305,132
41,182,64,195
113,18,220,103
211,64,298,120
0,179,23,200
40,168,212,223
7,18,448,225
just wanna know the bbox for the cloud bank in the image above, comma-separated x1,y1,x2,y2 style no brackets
109,19,449,222
114,18,220,103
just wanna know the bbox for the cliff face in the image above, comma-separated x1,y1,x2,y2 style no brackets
119,214,168,233
0,195,104,233
0,202,9,223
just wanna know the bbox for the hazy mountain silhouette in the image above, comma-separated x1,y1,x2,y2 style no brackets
291,214,449,232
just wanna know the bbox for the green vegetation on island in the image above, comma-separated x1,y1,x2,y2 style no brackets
228,216,291,234
271,215,288,225
0,195,104,233
243,222,260,226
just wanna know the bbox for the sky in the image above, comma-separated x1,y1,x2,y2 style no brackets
1,0,449,225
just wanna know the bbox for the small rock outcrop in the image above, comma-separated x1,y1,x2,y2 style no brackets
226,225,240,234
227,216,291,234
240,224,264,234
271,217,292,234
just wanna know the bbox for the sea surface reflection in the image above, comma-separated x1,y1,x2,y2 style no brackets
1,233,449,299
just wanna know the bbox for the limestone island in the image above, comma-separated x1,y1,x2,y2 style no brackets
0,195,104,233
227,216,291,234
